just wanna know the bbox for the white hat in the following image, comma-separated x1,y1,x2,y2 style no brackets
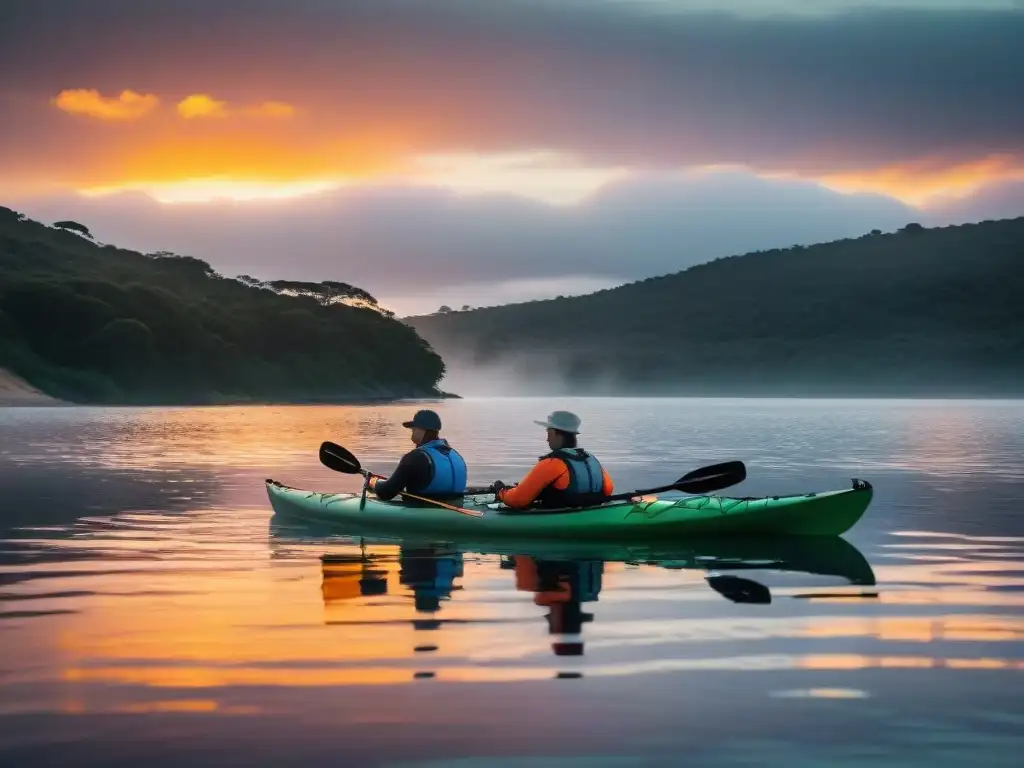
534,410,582,434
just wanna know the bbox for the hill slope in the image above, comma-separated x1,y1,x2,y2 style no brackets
408,218,1024,397
0,206,445,404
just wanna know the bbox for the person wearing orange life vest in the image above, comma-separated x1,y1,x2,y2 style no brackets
490,410,614,509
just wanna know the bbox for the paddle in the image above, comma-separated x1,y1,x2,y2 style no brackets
705,574,772,604
486,460,747,509
602,460,747,503
705,574,879,604
318,441,484,518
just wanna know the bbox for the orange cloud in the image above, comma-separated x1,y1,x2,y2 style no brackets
52,89,159,121
176,94,229,119
811,154,1024,208
176,95,296,120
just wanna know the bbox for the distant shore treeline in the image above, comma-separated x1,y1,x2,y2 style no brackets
408,218,1024,397
0,207,446,404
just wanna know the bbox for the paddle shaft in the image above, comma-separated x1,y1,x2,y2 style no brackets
398,491,484,517
358,468,483,518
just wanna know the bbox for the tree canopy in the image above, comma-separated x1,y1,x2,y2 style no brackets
408,217,1024,397
0,206,445,404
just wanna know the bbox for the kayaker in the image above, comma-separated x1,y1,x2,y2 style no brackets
490,410,613,509
369,409,468,501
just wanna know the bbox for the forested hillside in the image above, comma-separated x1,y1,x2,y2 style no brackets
0,206,445,404
409,218,1024,397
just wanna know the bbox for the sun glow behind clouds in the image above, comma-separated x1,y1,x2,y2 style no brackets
810,154,1024,207
411,151,629,205
72,151,629,205
79,178,347,204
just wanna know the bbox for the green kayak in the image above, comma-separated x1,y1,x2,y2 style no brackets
265,477,872,540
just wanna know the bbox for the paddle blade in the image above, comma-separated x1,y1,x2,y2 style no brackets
706,575,772,605
675,460,746,494
319,441,363,475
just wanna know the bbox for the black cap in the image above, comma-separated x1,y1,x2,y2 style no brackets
402,409,442,431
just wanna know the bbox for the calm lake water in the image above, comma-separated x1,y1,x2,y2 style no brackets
1,397,1023,766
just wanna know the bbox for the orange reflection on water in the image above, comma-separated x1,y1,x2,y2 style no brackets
60,655,1024,689
52,698,264,716
12,545,613,706
798,615,1024,643
771,688,869,699
121,699,218,713
22,542,552,711
800,654,1024,671
61,666,434,688
868,588,1024,608
75,405,441,473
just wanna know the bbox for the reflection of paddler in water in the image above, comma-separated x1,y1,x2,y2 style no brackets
321,542,465,680
399,544,464,631
320,543,463,621
321,543,389,603
506,555,603,658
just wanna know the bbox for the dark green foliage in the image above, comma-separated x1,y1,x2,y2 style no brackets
52,220,93,239
409,217,1024,397
0,206,445,404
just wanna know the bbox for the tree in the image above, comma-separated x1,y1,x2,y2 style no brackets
269,280,380,307
461,305,472,312
437,305,453,314
53,220,93,239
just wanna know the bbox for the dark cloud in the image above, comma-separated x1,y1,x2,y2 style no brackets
6,170,915,313
0,0,1022,176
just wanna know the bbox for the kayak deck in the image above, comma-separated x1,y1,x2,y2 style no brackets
265,478,873,540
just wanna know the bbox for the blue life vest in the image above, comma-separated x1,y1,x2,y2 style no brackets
536,448,608,508
415,438,468,496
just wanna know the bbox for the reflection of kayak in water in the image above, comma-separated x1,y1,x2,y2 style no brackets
271,516,875,588
266,477,873,539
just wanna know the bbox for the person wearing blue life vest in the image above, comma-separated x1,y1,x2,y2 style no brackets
368,409,468,501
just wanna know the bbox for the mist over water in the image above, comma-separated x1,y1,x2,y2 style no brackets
1,398,1023,766
435,352,1023,399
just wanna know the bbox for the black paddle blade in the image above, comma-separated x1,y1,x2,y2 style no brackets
706,575,772,605
674,460,746,495
319,441,363,474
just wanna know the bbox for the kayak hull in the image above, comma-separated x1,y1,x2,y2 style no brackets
265,477,872,540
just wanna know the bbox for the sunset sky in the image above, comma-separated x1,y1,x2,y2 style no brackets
3,0,1023,315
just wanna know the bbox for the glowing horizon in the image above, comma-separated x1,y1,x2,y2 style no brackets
60,151,1024,209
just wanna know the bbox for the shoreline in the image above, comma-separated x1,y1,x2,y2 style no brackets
2,366,1019,406
0,370,463,407
0,369,68,407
